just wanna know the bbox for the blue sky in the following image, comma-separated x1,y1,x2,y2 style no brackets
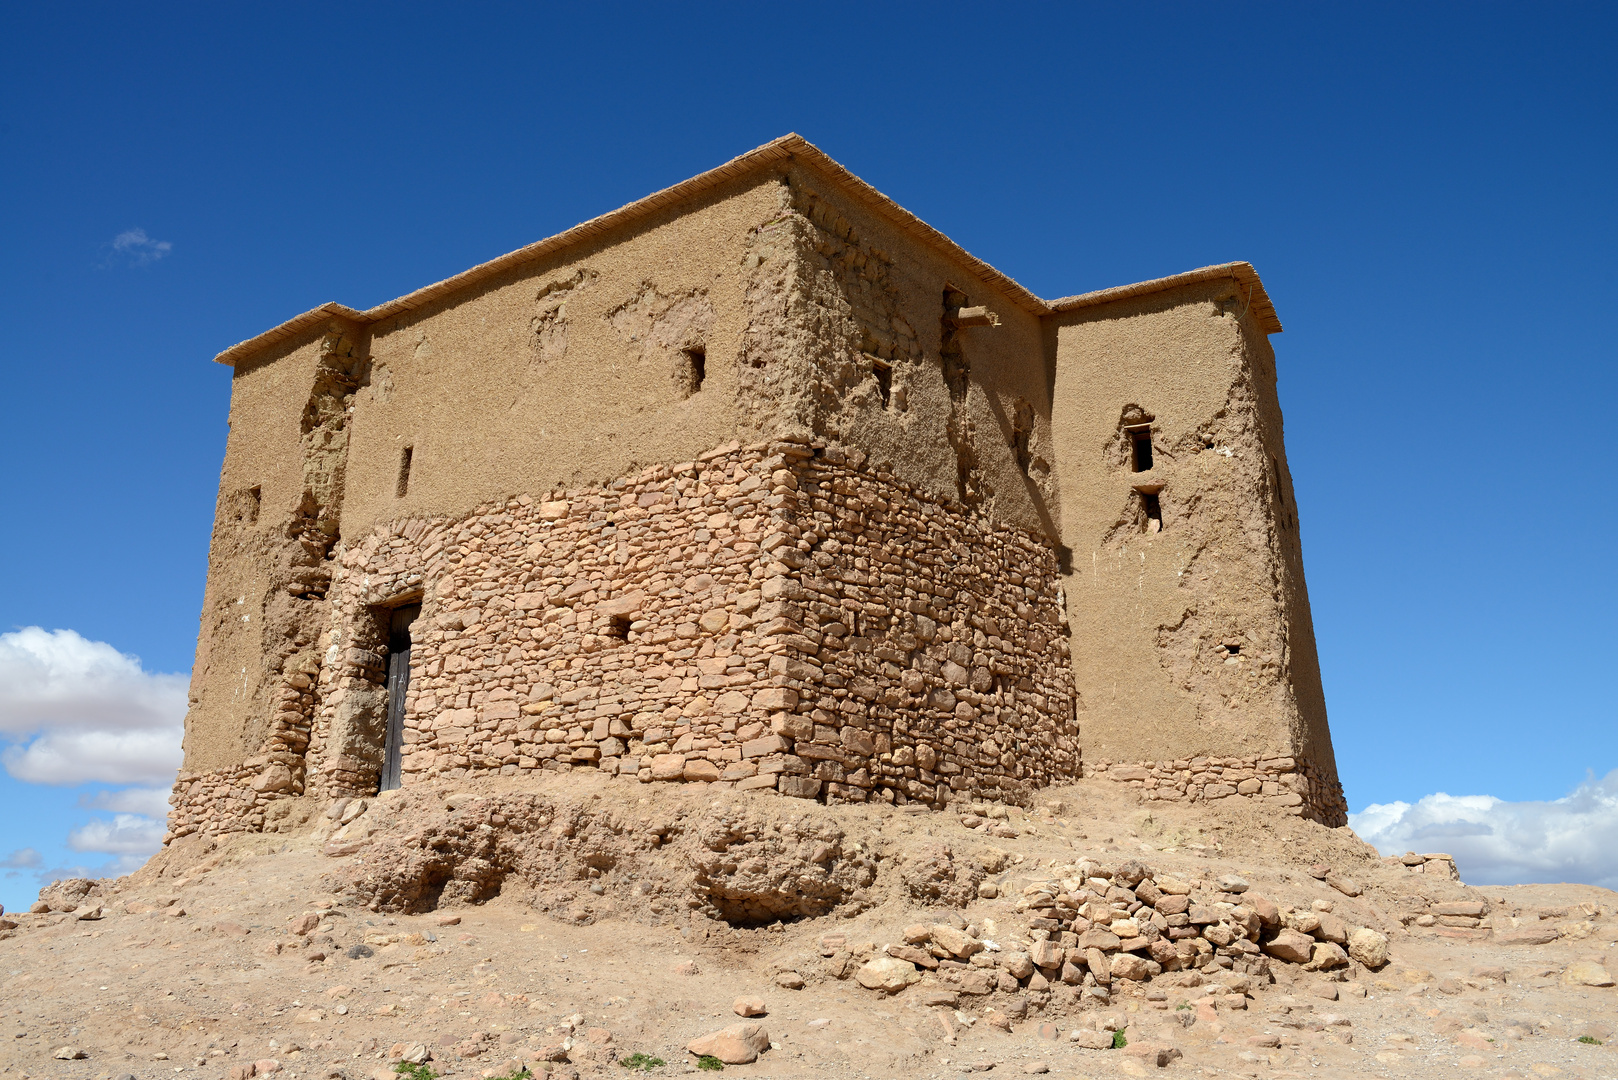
1,2,1614,911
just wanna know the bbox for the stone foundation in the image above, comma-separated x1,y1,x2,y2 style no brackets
1085,754,1348,825
169,437,1077,838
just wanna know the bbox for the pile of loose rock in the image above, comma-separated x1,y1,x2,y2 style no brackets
845,858,1389,1005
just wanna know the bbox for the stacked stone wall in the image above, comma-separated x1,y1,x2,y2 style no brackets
1085,753,1347,824
167,668,321,840
168,438,1077,838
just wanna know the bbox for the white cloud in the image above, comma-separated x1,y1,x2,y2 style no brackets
81,786,172,818
5,728,185,786
108,227,172,266
68,814,166,856
1,848,42,869
1350,770,1618,890
0,627,185,787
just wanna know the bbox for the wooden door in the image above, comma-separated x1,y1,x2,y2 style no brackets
381,604,420,791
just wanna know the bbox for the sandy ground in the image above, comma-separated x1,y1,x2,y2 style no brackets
3,775,1615,1080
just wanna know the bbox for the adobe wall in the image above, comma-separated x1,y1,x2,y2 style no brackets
178,164,1062,805
167,437,1076,839
172,147,1344,840
1046,281,1345,825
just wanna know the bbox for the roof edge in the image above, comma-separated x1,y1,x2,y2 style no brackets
212,143,1282,367
211,302,369,367
1045,262,1282,334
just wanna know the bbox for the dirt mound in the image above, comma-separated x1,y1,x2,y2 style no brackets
324,778,980,927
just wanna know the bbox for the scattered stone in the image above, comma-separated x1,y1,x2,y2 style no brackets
1324,873,1362,897
1563,961,1615,987
1002,952,1034,980
774,970,805,989
855,956,923,992
1347,927,1390,969
734,996,767,1017
687,1023,770,1065
345,944,373,959
671,960,699,976
1125,1043,1183,1067
930,923,983,958
1304,942,1349,970
1069,1029,1113,1050
1263,929,1316,964
54,1046,87,1060
1216,874,1249,894
1021,1064,1049,1074
435,914,461,926
396,1044,430,1064
917,988,959,1007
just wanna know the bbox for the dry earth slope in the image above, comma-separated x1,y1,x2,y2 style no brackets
3,775,1615,1080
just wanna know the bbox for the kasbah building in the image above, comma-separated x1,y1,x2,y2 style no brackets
167,135,1347,848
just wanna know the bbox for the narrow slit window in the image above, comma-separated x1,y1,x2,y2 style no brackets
245,485,261,524
607,613,633,641
1143,492,1162,532
1129,427,1154,472
395,446,413,498
872,356,892,407
680,347,706,397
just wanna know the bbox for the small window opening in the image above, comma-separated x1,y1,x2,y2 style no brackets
1143,492,1162,532
607,613,633,641
871,356,892,407
1226,643,1241,655
244,485,261,524
395,446,413,498
1129,427,1154,472
679,347,706,398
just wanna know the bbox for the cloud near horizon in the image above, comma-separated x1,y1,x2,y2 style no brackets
0,627,186,787
107,227,172,266
68,813,168,856
2,848,43,869
1350,769,1618,890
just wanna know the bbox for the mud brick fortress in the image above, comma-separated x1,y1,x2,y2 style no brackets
168,135,1346,845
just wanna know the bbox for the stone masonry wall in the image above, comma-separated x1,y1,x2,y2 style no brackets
1084,753,1348,823
168,437,1077,839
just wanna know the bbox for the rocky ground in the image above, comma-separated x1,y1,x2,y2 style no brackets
2,774,1615,1080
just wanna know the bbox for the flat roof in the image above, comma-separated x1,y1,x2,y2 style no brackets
213,135,1279,366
